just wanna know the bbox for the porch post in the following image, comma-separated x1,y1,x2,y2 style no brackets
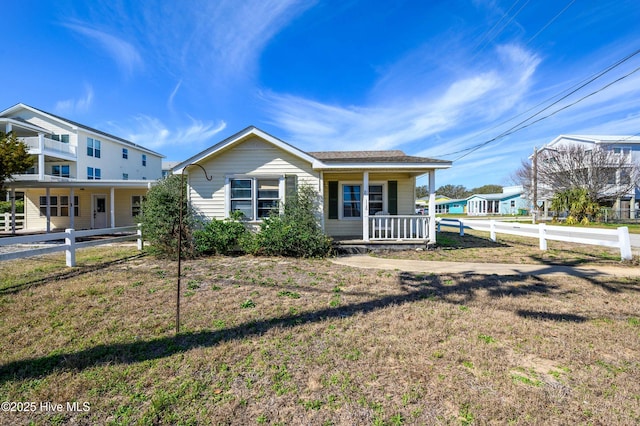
110,187,115,228
363,171,369,241
10,188,16,234
46,187,51,233
38,133,45,180
428,170,436,244
69,187,75,229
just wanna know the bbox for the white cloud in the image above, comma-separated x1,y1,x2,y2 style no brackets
63,21,143,77
117,115,227,151
54,85,94,114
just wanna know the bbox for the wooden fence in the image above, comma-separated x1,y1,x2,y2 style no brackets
0,225,142,267
437,218,633,261
1,213,25,231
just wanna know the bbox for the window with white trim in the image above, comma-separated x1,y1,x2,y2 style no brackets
123,148,128,159
87,137,101,158
132,195,143,217
52,164,70,178
341,184,385,218
230,177,281,220
60,196,79,217
39,196,58,216
88,167,102,180
142,154,147,166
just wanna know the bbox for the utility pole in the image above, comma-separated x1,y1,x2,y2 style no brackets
532,146,538,223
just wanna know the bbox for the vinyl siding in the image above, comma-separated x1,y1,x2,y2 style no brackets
322,172,416,237
188,137,320,220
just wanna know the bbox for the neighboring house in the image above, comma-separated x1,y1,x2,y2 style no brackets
466,186,528,216
435,198,467,214
1,103,164,232
173,126,452,243
535,135,640,218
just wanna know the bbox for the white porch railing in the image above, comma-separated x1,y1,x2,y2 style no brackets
0,225,142,266
369,215,430,240
22,136,77,157
1,213,25,231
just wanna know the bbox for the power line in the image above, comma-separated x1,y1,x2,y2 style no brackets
526,0,576,45
440,47,640,161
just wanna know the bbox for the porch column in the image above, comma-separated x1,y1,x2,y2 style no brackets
46,188,51,233
363,171,370,241
110,187,115,228
10,188,16,234
38,133,45,180
428,170,436,244
69,188,75,229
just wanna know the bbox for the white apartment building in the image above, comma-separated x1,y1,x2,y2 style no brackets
1,103,164,232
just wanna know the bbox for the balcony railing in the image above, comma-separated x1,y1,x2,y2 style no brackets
22,136,77,157
369,215,430,240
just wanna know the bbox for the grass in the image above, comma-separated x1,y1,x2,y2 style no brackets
0,245,639,424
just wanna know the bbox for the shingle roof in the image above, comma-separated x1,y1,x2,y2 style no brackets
308,150,451,164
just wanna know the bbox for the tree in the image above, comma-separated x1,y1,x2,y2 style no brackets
415,185,429,199
513,143,640,205
0,132,34,192
550,187,600,223
470,184,502,194
140,174,198,259
435,184,470,199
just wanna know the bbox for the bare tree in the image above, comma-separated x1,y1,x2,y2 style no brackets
513,143,640,204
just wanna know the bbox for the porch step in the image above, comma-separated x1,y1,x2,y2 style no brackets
332,240,429,255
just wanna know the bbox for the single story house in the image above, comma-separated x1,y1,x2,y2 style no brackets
466,186,528,216
173,126,452,243
435,198,467,214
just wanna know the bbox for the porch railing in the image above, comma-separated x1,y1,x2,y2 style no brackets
22,136,77,157
369,215,429,240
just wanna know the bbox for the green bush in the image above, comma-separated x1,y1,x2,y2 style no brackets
194,212,249,255
140,175,197,259
0,200,24,214
251,185,332,258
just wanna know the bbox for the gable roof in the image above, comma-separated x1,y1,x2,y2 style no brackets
174,126,452,173
0,103,164,158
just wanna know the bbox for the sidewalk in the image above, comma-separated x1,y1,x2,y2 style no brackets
331,255,640,278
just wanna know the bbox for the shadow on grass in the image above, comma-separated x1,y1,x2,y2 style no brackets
0,272,556,383
0,253,147,295
516,310,588,322
436,232,511,249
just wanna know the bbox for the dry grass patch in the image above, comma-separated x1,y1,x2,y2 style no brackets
0,247,639,425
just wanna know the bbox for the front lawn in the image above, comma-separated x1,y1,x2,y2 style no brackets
0,247,639,425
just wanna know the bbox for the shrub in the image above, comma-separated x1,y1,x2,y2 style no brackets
251,185,332,258
0,200,24,214
194,212,250,255
140,175,198,259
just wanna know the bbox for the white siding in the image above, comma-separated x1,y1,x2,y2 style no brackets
188,137,320,220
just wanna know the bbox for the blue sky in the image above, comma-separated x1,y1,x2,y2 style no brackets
3,0,640,189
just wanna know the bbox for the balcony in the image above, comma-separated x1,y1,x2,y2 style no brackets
22,136,77,159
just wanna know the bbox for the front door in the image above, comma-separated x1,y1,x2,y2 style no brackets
93,195,107,228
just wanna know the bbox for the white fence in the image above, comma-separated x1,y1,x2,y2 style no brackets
370,215,430,240
437,218,633,261
1,213,25,231
0,226,142,267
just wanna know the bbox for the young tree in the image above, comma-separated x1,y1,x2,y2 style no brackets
140,174,198,259
0,132,34,192
513,143,640,204
550,187,600,223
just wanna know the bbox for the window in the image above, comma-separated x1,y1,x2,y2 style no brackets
342,185,361,218
52,165,70,178
122,148,128,159
87,137,101,158
123,173,129,180
51,134,70,143
60,196,79,217
88,167,102,180
142,154,147,166
230,178,281,220
342,184,384,218
132,195,143,217
39,196,58,216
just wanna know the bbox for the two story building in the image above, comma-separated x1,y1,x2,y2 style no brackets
1,103,163,232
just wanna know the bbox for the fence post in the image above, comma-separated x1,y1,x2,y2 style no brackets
2,213,8,231
137,223,143,250
65,228,76,267
490,220,496,242
539,223,547,250
617,226,632,261
459,220,464,236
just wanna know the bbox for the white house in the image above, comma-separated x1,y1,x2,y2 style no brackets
1,103,164,232
535,135,640,219
466,186,528,216
173,126,452,243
